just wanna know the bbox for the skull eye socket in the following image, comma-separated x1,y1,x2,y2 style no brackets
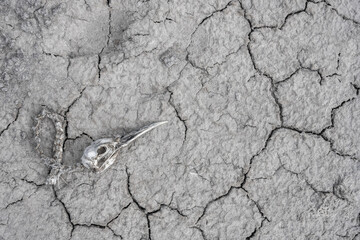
97,146,107,155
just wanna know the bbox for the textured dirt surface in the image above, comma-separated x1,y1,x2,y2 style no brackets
0,0,360,239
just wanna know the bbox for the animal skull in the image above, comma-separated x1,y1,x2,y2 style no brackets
81,138,119,172
81,121,167,172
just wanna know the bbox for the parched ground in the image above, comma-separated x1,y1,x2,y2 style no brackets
0,0,359,239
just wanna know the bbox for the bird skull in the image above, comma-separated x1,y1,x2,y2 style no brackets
81,121,167,173
81,138,119,172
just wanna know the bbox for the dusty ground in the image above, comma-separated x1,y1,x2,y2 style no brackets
0,0,360,239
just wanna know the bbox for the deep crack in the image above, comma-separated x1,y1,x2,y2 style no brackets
52,186,75,238
125,167,146,211
125,167,188,240
319,97,355,135
279,0,310,30
73,223,123,239
106,202,132,227
197,1,233,27
323,0,360,26
189,0,234,41
185,0,234,71
146,214,153,240
192,226,208,240
282,124,359,161
63,131,94,149
267,75,284,125
297,59,326,86
96,0,112,82
62,87,88,151
0,107,20,137
4,197,24,210
20,177,46,188
97,55,102,81
240,127,281,189
351,83,360,95
196,186,237,224
166,87,188,145
245,217,269,240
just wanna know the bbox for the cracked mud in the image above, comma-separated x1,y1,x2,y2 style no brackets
1,0,360,239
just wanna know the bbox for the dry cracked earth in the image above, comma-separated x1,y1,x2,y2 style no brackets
0,0,360,239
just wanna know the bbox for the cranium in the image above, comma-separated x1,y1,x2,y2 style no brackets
81,121,167,172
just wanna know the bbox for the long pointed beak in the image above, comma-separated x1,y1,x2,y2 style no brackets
117,121,168,148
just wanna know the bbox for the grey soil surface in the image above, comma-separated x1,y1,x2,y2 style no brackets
0,0,360,239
